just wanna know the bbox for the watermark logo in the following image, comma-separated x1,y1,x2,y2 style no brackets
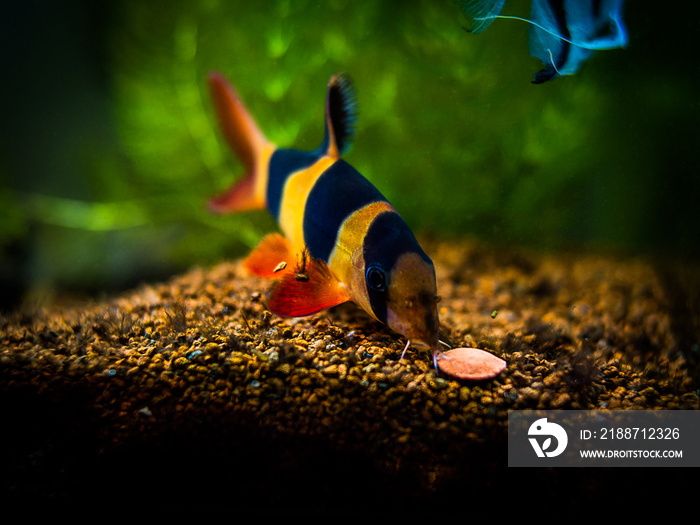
509,410,699,467
528,417,568,457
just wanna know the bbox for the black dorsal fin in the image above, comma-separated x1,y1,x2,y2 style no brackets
321,73,357,158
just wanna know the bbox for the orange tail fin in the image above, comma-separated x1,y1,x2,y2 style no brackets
207,71,272,213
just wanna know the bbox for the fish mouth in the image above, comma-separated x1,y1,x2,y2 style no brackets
398,336,443,368
408,339,429,349
389,308,440,366
386,298,439,354
393,324,436,349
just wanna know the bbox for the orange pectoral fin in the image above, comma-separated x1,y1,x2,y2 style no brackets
265,258,352,317
243,233,294,278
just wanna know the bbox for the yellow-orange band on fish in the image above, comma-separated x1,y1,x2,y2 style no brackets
278,155,337,252
328,201,396,314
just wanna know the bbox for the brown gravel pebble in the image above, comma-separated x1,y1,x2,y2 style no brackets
1,238,698,509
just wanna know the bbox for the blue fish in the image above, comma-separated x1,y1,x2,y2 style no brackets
457,0,628,83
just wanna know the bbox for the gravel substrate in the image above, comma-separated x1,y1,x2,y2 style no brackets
1,238,698,512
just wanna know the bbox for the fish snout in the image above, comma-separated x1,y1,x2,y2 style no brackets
388,290,440,351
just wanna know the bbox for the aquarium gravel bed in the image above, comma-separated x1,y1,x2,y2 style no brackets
1,239,698,510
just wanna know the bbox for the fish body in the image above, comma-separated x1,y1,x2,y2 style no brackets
207,71,440,360
458,0,628,83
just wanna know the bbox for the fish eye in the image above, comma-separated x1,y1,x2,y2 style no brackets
365,265,387,292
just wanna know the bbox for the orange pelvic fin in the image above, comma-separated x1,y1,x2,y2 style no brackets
242,233,294,278
207,70,271,213
266,255,352,317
